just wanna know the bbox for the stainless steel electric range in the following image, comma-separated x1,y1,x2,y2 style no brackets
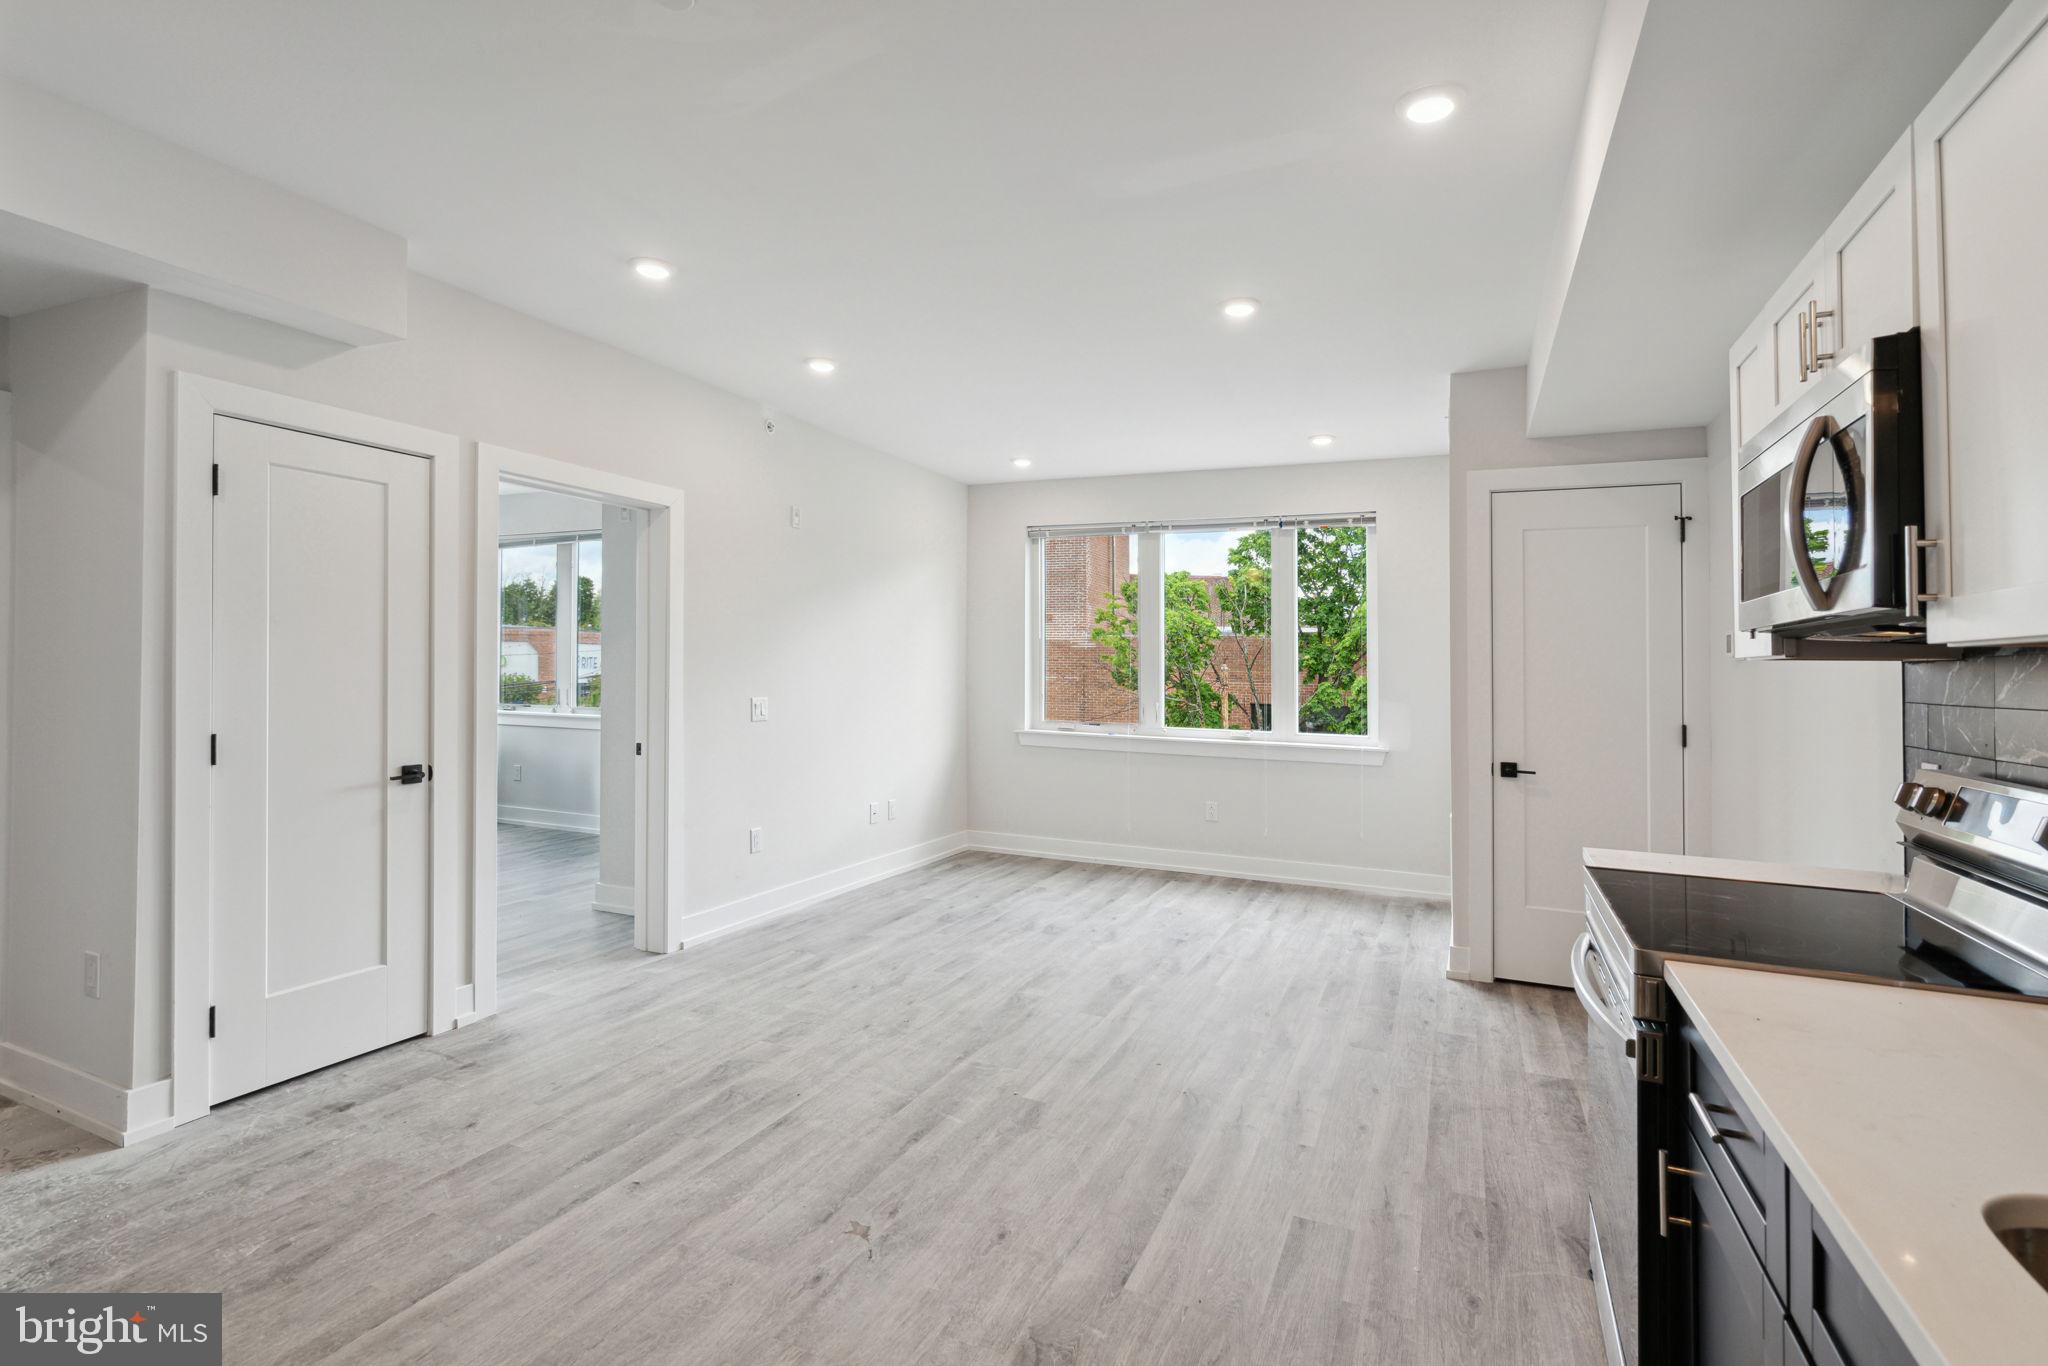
1575,766,2048,1366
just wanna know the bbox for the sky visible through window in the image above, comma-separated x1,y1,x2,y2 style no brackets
1160,529,1233,576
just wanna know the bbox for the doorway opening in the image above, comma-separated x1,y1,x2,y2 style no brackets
469,443,685,1024
493,481,643,1003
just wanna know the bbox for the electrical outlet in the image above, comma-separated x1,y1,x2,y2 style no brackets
868,801,881,825
886,798,898,821
1203,800,1219,822
512,763,524,782
750,697,769,723
83,952,101,999
748,827,765,854
789,506,802,530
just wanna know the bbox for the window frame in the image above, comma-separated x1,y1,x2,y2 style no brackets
498,531,602,716
1024,516,1383,763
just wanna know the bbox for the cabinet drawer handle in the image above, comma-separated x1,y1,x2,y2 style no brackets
1689,1091,1751,1146
1798,308,1812,380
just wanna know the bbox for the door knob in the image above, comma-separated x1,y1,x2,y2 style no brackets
1498,761,1537,778
390,763,429,785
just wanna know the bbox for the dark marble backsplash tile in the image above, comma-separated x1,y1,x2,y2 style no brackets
1905,648,2048,789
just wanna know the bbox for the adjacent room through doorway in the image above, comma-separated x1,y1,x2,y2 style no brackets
494,480,645,1003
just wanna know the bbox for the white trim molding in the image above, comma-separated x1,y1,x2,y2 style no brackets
675,833,975,949
171,373,463,1131
1016,728,1388,766
1455,457,1711,984
496,710,601,731
592,881,635,917
496,804,600,834
964,831,1450,900
0,1044,175,1147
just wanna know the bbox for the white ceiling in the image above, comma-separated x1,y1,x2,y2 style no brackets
1525,0,2010,437
0,0,1605,483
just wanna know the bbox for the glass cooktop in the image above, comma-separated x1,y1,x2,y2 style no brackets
1586,865,2037,997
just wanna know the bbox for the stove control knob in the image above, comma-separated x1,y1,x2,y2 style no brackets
1894,781,1924,810
1913,786,1954,819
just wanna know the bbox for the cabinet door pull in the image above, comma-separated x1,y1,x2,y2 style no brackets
1689,1091,1750,1146
1798,308,1812,381
1808,300,1836,369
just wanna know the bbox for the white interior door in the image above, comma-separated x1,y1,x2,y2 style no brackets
211,416,431,1103
1491,484,1685,987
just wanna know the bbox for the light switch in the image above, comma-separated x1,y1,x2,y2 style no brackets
749,827,765,854
750,697,768,723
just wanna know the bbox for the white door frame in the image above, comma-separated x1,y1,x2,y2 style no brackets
474,443,685,1011
1459,457,1710,984
170,374,462,1127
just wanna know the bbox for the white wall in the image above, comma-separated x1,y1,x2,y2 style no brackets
1445,366,1706,961
1702,409,1904,872
3,290,150,1088
965,457,1452,894
4,275,968,1098
498,719,600,832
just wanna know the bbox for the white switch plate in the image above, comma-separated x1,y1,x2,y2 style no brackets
748,827,765,854
512,763,524,782
868,801,881,825
1203,801,1218,822
750,696,769,723
886,798,898,821
789,506,802,530
83,951,101,999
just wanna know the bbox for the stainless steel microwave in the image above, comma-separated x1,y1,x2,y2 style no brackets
1736,329,1925,638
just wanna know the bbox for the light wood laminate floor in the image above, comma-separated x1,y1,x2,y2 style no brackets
0,843,1600,1364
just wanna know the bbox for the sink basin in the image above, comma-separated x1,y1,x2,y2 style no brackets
1985,1196,2048,1293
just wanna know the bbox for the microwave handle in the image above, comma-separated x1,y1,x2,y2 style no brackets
1783,413,1840,612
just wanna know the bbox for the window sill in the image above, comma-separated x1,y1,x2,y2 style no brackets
498,709,601,730
1014,727,1387,766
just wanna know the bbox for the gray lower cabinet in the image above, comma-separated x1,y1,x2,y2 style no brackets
1677,1018,1915,1366
1680,1134,1786,1364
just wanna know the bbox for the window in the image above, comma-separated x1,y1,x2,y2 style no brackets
499,534,601,713
1161,526,1272,732
1028,515,1377,754
1041,533,1138,727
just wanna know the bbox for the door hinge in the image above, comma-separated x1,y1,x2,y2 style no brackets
208,1006,216,1039
212,463,221,496
1674,514,1693,542
1681,723,1689,748
210,733,218,766
635,741,644,756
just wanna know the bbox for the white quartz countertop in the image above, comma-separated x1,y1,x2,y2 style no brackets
1664,961,2048,1366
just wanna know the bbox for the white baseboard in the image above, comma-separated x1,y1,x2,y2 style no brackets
677,832,973,950
959,830,1451,900
1444,943,1476,980
497,804,599,834
591,880,634,917
0,1043,174,1146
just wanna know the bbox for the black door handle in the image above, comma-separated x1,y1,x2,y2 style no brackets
391,763,429,785
1499,761,1537,778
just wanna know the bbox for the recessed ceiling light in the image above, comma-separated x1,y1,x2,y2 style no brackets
1309,434,1335,448
806,357,837,375
630,257,673,282
1221,297,1260,320
1011,457,1033,469
1399,85,1464,125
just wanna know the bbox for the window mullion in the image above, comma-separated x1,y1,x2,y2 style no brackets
1137,532,1164,733
1271,527,1299,738
554,540,576,713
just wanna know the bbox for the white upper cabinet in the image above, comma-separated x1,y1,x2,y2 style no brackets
1823,132,1916,362
1916,0,2048,646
